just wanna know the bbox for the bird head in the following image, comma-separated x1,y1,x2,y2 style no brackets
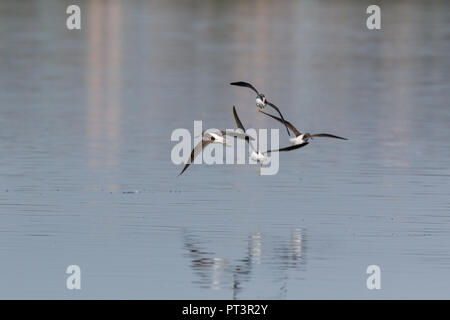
208,132,231,147
259,94,266,104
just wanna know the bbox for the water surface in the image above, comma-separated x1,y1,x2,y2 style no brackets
1,0,450,299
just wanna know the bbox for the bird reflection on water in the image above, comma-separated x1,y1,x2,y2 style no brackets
183,228,306,299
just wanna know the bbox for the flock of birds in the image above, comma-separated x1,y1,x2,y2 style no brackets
179,81,348,176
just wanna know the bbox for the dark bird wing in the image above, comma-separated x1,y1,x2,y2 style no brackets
230,81,260,95
232,105,245,131
231,107,260,153
259,110,301,137
231,105,253,144
178,140,213,176
230,82,290,136
265,101,291,136
264,142,309,154
311,133,348,140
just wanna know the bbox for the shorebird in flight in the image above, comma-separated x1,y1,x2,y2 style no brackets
232,106,267,175
232,106,265,159
230,81,291,136
178,124,253,176
233,106,308,174
259,110,348,148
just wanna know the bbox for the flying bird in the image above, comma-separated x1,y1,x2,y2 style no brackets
232,106,267,175
230,81,291,136
232,106,266,160
259,110,348,148
232,106,309,174
178,124,253,176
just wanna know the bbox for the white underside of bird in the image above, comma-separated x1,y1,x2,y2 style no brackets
290,134,307,145
256,97,265,108
250,150,268,176
250,151,267,162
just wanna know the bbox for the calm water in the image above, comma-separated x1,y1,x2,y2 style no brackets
1,0,450,299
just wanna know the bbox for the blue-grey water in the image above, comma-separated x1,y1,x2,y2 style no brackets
1,0,450,299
